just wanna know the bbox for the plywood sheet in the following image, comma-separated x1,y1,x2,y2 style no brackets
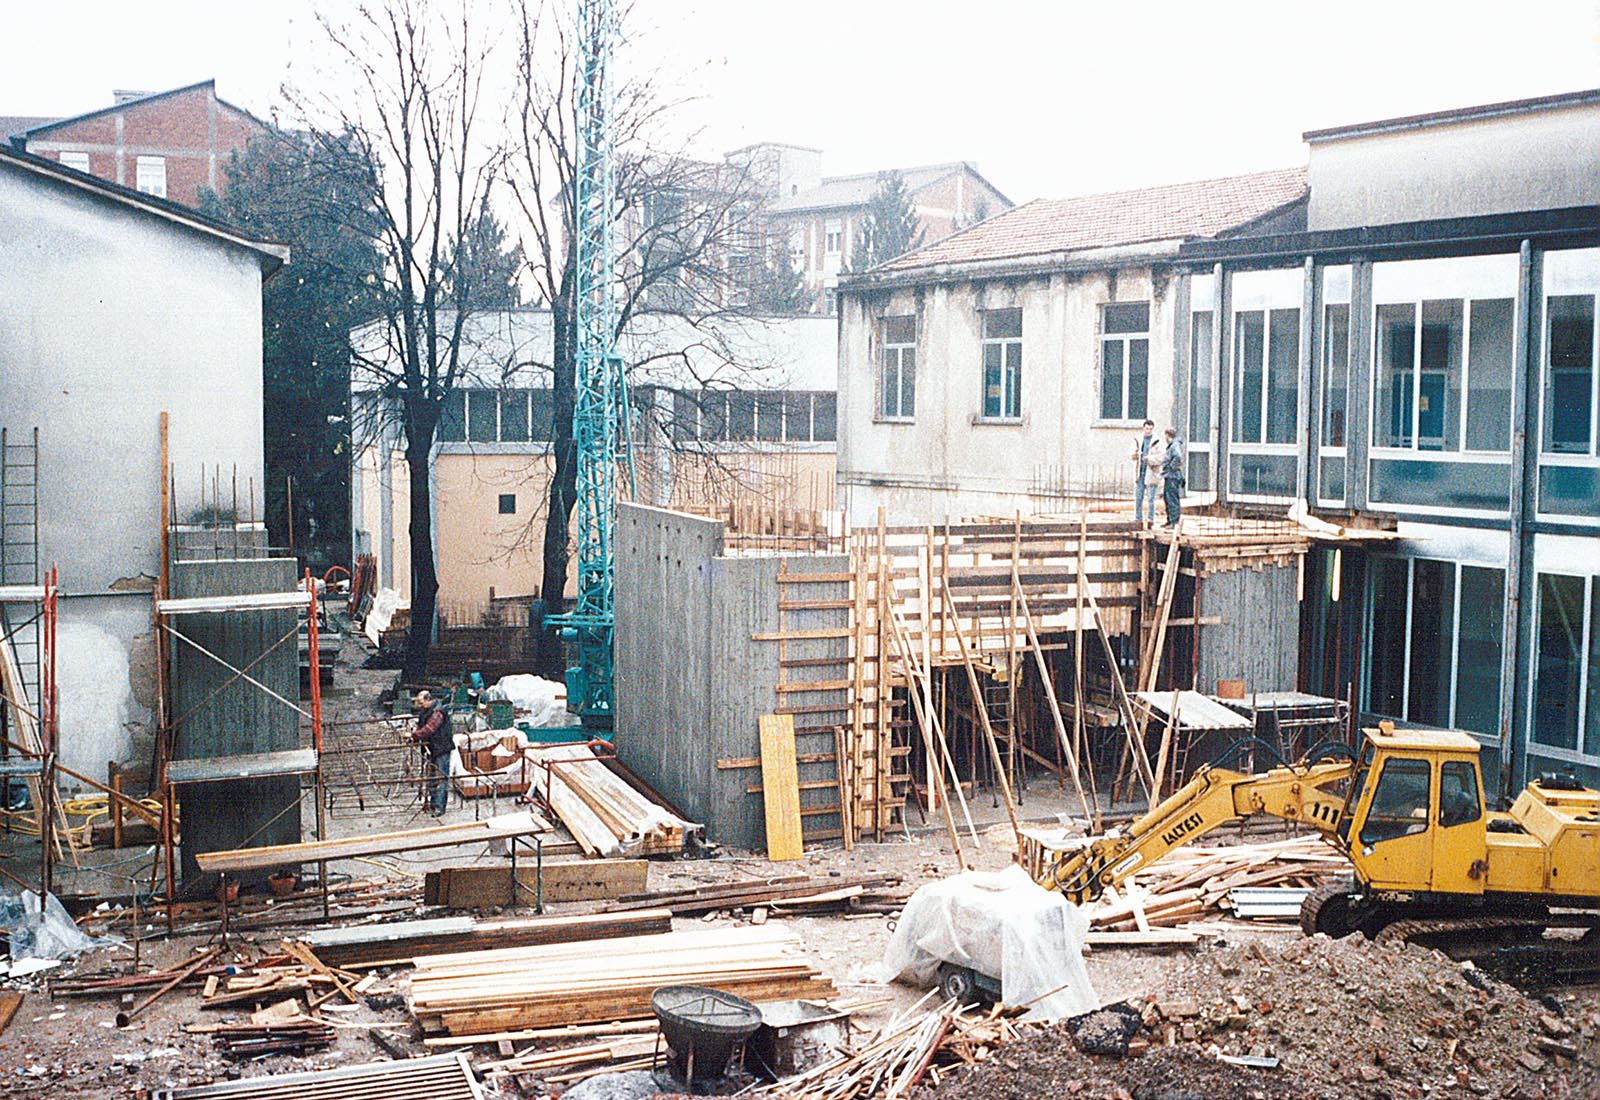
758,714,803,862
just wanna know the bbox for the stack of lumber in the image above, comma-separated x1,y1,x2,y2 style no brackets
1087,835,1347,932
408,926,834,1036
528,744,697,857
297,908,672,969
212,1019,336,1057
476,1032,661,1084
600,872,905,917
423,857,649,908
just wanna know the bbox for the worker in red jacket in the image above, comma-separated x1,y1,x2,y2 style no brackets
409,691,453,815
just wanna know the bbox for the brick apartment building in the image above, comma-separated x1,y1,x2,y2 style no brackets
729,143,1012,313
3,79,270,207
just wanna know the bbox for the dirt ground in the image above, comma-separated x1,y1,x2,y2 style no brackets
2,633,1596,1099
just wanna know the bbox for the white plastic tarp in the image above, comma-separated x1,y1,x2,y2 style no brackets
484,674,580,729
363,588,408,647
878,865,1097,1021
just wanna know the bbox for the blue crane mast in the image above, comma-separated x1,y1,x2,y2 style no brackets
547,0,624,726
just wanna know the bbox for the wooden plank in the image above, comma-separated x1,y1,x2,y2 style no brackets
431,860,649,909
758,714,803,862
196,811,552,873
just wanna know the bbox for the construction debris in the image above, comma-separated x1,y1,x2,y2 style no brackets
600,871,905,917
296,908,673,968
408,925,835,1036
145,1053,479,1100
210,1018,336,1057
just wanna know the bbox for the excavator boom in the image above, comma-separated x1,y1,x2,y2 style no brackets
1040,757,1355,904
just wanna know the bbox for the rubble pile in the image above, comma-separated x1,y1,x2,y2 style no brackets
920,934,1598,1100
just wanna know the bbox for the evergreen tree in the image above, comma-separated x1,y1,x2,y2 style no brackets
201,132,384,565
853,170,924,271
749,235,807,313
450,195,526,309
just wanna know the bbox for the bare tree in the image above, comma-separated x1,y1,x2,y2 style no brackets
505,0,778,678
298,0,507,679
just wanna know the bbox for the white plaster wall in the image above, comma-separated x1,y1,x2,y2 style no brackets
838,267,1178,525
1307,102,1600,231
0,164,268,772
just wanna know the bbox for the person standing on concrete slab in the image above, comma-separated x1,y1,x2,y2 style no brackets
1160,428,1185,527
409,690,452,815
1130,419,1157,525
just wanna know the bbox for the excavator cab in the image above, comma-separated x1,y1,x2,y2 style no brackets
1339,725,1487,897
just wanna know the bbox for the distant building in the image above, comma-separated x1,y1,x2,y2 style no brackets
729,143,1012,314
6,80,271,207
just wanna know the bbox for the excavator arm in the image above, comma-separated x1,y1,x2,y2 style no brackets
1039,757,1356,904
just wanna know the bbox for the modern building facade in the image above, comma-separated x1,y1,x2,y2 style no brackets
837,88,1600,793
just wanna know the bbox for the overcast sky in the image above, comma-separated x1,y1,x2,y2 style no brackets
4,0,1598,203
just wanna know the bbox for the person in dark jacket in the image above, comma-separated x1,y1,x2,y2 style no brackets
410,690,452,815
1160,428,1185,527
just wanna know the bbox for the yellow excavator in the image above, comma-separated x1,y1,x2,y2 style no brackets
1039,723,1599,981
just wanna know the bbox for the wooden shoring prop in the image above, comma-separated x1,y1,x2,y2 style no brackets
1013,585,1097,829
1079,576,1155,802
939,587,1022,850
1150,688,1183,805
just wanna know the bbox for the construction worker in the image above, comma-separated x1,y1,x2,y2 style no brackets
1130,419,1157,525
1160,428,1185,527
409,690,453,815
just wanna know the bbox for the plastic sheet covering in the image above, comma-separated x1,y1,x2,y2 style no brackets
878,865,1097,1020
1,890,119,961
363,588,408,647
484,674,581,729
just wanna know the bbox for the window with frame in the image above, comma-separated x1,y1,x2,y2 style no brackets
58,150,89,172
1364,556,1506,737
1438,761,1481,829
1099,302,1149,422
1233,307,1299,444
1189,311,1213,443
1360,758,1432,845
879,315,916,420
1375,296,1514,453
981,308,1023,420
1543,294,1596,455
497,493,516,515
135,155,166,198
1531,572,1600,757
824,220,843,255
1322,303,1350,447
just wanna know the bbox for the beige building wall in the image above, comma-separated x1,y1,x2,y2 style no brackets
837,265,1178,524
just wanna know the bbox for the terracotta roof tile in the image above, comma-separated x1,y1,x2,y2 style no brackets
879,166,1308,272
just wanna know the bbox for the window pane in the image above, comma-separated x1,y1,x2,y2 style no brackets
812,393,837,441
1190,311,1213,440
1419,299,1463,452
882,315,915,345
880,348,900,419
499,390,530,442
1266,308,1300,444
901,348,916,418
756,393,784,442
1360,758,1432,845
1322,304,1349,447
1101,339,1124,421
531,388,556,442
1589,584,1600,758
1533,573,1584,749
1376,303,1416,448
726,391,757,441
1455,566,1504,737
467,391,497,443
983,308,1022,340
783,391,813,440
1544,295,1595,454
984,343,1003,419
1438,761,1481,828
1104,301,1149,335
1233,310,1264,444
439,391,466,442
1127,339,1148,421
700,392,727,441
1005,346,1022,418
1367,557,1409,718
1465,299,1513,451
1406,559,1455,727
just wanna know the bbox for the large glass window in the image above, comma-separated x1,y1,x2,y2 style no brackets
981,308,1023,420
1366,557,1506,736
1465,299,1514,451
1544,294,1596,455
439,391,466,442
1232,308,1299,444
1322,304,1350,448
1376,296,1513,453
879,315,916,420
1190,310,1213,443
499,391,530,442
1532,572,1599,755
1100,302,1149,422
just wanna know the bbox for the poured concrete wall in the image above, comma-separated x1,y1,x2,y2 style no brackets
169,557,300,888
614,502,848,851
1196,562,1300,696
